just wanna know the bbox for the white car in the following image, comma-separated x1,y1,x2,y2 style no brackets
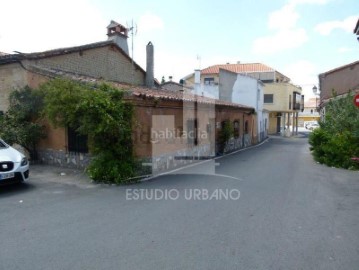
0,139,29,185
308,123,319,130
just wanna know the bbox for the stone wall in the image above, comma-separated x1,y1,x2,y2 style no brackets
37,149,91,169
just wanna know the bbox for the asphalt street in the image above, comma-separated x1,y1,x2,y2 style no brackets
1,132,358,270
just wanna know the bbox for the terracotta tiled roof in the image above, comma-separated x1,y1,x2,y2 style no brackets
131,87,253,109
201,63,275,75
28,65,254,111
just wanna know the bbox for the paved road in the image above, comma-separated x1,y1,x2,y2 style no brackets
1,133,358,270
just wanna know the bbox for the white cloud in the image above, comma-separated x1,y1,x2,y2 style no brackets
138,12,164,33
252,28,308,54
0,0,107,53
315,15,358,35
268,4,299,30
252,0,332,55
338,47,353,53
284,60,317,85
283,60,319,99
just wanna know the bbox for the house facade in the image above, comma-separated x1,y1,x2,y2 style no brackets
131,87,255,174
0,21,256,174
1,66,255,172
183,63,302,136
0,21,152,113
182,68,267,143
218,69,268,142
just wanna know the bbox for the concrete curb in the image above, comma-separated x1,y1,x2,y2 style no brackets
138,137,270,183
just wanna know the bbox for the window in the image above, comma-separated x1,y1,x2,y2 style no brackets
187,119,198,145
289,95,292,110
264,94,274,103
67,127,88,153
233,120,240,138
293,92,301,110
244,121,249,134
204,77,215,85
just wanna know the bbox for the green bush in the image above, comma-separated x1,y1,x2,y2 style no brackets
309,92,359,170
41,78,136,183
309,127,330,164
0,86,46,160
87,151,135,184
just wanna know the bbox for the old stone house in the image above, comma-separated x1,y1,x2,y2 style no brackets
0,21,255,174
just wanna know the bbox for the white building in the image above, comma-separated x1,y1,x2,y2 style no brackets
190,69,268,142
219,69,268,141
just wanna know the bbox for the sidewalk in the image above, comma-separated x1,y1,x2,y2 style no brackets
29,164,95,188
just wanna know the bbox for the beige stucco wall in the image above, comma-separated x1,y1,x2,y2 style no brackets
263,83,302,112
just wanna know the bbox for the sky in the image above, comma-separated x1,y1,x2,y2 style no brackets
0,0,358,99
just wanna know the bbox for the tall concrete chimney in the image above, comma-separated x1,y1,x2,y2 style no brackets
194,69,201,84
107,20,129,55
146,41,154,88
194,69,201,95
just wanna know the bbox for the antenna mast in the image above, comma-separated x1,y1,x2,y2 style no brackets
128,19,137,84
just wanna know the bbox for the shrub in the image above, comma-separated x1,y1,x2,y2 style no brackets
309,92,359,170
0,86,46,160
41,78,136,183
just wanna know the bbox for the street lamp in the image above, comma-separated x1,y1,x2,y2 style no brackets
312,85,320,112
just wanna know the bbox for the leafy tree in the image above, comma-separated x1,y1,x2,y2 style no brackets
40,78,135,183
309,91,359,170
0,86,46,160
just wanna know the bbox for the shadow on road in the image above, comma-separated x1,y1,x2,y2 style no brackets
0,182,35,197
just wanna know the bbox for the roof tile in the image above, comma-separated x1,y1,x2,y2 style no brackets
29,65,253,111
201,63,275,75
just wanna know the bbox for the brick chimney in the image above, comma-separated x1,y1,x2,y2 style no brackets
107,20,129,55
146,42,154,88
